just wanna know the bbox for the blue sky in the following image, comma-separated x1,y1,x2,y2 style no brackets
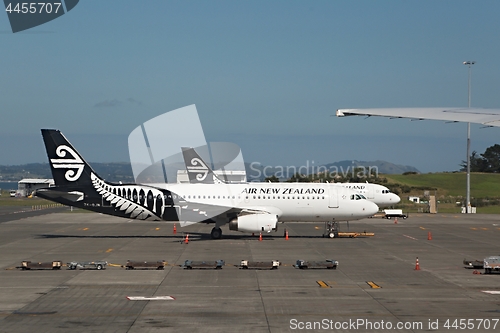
1,0,500,173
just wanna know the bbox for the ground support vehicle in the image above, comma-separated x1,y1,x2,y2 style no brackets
240,260,280,269
20,260,62,270
67,261,107,270
183,260,224,269
295,259,339,269
463,258,484,269
383,209,408,219
484,256,500,274
125,260,166,270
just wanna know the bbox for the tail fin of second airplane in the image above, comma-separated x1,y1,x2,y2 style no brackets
41,129,100,187
181,147,226,184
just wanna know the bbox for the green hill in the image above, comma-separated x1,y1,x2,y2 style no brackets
382,172,500,213
385,172,500,197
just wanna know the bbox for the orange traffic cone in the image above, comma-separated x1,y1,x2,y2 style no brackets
173,223,177,234
184,233,189,244
259,232,262,241
427,231,432,240
415,257,420,270
285,230,289,240
394,217,398,224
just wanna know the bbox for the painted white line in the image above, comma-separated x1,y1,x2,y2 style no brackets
126,296,175,301
482,291,500,295
403,234,418,240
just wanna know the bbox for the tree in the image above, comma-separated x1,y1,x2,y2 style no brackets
462,144,500,173
461,151,485,172
264,175,280,182
481,144,500,172
286,173,310,183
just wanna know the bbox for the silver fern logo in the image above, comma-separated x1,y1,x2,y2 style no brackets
90,173,161,220
50,144,84,181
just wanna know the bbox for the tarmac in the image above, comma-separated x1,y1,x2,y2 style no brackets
0,208,499,332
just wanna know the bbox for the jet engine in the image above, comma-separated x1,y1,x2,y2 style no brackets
228,214,278,233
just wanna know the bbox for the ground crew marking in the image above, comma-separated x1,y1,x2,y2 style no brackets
316,280,330,288
367,281,381,289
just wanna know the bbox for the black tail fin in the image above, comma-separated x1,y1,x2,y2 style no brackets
41,129,100,187
181,147,226,184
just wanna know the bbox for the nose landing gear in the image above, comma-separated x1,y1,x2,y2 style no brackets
323,221,339,238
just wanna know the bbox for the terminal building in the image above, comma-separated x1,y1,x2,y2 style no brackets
16,179,54,197
176,170,247,184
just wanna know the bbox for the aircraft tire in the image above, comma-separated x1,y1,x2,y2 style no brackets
211,227,222,239
328,232,335,239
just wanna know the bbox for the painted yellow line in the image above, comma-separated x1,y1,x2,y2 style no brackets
419,227,426,230
470,227,477,230
83,228,89,231
316,281,330,288
481,228,489,230
367,281,381,289
106,248,113,253
155,227,160,231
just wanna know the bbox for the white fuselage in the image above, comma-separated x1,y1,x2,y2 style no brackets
159,182,379,222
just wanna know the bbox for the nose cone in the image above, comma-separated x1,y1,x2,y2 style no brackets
365,201,379,216
391,193,401,204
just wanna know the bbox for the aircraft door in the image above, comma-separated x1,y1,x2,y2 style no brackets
367,184,374,199
328,186,339,208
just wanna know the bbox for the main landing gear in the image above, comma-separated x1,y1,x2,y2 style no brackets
210,227,222,239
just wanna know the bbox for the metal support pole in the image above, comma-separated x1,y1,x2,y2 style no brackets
463,61,475,213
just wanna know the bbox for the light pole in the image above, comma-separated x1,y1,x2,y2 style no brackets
463,61,475,213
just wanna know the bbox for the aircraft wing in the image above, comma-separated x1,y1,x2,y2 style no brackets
158,192,281,227
336,108,500,127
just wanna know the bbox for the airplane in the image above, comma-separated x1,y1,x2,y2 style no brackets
35,129,379,239
181,147,400,208
336,183,400,208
